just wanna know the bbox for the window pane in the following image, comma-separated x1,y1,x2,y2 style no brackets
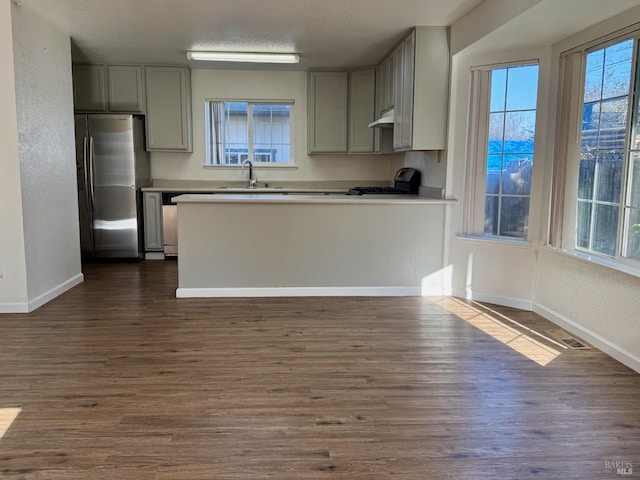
592,204,619,256
578,158,596,200
577,201,592,249
596,151,623,203
581,102,600,151
624,208,640,261
628,153,640,208
484,196,498,235
486,155,502,194
225,102,248,157
584,49,604,103
502,154,533,195
506,65,539,111
252,104,291,163
602,39,633,99
580,102,600,151
488,112,504,153
490,68,507,112
276,145,291,163
599,98,628,138
499,196,530,238
504,111,535,153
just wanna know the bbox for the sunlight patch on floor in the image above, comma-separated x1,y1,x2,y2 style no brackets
434,297,563,366
0,407,21,439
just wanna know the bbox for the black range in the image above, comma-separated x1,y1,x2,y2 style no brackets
348,167,421,195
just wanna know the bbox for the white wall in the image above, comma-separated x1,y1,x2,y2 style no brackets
150,68,403,184
446,45,552,309
1,2,83,312
532,6,640,371
0,0,28,310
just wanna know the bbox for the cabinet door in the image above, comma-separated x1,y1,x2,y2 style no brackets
308,72,348,153
107,65,145,112
348,68,376,153
378,53,395,113
145,66,192,152
393,42,404,150
411,27,449,151
73,64,107,112
384,52,395,111
143,192,163,251
400,31,415,149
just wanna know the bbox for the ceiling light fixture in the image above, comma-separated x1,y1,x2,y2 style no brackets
186,51,299,64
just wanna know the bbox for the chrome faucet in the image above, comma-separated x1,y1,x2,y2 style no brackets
241,159,257,188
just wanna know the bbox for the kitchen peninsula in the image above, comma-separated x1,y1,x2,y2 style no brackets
173,193,454,297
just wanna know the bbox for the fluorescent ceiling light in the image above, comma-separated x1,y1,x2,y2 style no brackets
187,51,299,64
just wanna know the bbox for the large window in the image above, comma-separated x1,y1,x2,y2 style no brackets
576,38,640,261
464,63,539,239
205,100,293,166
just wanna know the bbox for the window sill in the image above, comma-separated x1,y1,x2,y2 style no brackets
456,234,532,247
544,246,640,280
203,164,299,170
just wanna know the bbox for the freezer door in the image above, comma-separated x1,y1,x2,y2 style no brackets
87,115,140,258
74,115,94,259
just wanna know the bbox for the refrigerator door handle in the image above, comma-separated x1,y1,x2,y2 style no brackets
88,136,96,212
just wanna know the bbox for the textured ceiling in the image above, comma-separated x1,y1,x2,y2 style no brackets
16,0,484,69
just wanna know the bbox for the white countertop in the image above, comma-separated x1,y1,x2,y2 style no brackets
141,186,350,194
172,193,456,205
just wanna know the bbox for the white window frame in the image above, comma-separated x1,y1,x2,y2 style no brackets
463,60,540,241
205,99,295,167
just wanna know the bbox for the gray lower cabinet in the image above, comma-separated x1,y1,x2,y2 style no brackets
145,66,193,152
308,71,349,153
143,192,163,251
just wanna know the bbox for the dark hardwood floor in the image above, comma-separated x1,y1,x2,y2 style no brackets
0,261,638,479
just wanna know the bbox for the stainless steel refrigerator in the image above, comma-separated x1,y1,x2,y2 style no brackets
75,114,150,261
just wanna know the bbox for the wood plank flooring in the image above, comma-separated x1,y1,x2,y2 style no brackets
0,260,639,479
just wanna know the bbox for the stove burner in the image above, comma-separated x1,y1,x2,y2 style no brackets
348,186,409,195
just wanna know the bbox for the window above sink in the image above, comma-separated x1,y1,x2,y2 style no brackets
205,100,294,167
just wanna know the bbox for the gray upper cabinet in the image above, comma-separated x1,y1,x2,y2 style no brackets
73,64,107,112
376,52,395,115
73,64,145,113
107,65,145,113
308,71,349,153
145,66,193,152
348,68,376,153
391,27,449,152
308,69,376,154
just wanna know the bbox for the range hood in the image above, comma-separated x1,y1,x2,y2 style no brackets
368,108,394,128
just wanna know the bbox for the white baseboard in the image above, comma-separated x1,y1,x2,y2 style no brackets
451,288,534,311
0,273,84,314
28,273,84,312
176,286,423,298
534,302,640,374
0,302,29,313
145,252,165,260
